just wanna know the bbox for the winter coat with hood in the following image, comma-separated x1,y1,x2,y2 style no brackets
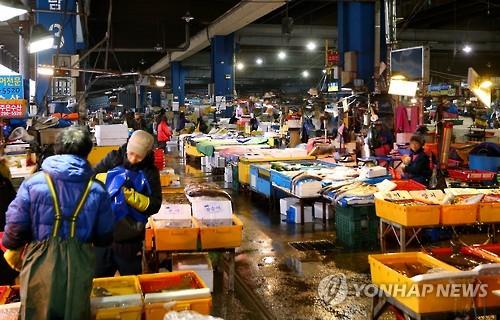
94,145,162,219
2,155,114,249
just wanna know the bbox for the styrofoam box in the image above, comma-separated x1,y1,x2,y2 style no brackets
314,202,334,220
96,138,128,146
154,203,192,220
287,205,313,224
280,197,299,215
192,200,232,220
201,157,209,166
172,253,214,292
224,167,233,183
293,181,323,197
95,124,129,139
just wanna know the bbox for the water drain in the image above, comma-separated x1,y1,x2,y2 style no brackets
288,240,337,252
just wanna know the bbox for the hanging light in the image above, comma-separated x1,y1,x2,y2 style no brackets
0,0,28,22
462,44,472,54
255,58,263,65
155,77,166,87
479,80,492,89
236,62,245,71
28,24,54,53
277,50,287,60
306,41,316,51
322,69,327,74
302,70,310,78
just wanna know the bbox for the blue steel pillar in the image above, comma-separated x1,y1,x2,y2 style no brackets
210,34,234,99
170,61,185,105
338,0,375,89
151,89,161,107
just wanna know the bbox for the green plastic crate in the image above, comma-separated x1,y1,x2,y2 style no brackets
231,164,239,191
335,205,379,250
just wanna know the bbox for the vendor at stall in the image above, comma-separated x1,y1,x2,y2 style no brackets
94,130,162,276
0,158,17,285
401,135,432,185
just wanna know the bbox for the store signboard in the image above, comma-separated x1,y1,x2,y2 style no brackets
326,49,339,67
0,99,27,118
0,75,24,99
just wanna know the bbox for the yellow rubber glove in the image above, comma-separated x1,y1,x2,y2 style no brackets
95,173,107,184
4,249,23,272
122,187,150,212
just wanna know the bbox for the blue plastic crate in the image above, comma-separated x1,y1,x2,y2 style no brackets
270,170,294,190
256,175,271,197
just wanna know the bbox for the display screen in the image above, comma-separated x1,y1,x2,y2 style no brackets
390,47,425,81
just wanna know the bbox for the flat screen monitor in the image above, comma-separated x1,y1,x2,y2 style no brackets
390,46,429,82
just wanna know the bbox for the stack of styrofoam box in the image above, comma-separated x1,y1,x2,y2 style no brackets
314,202,334,220
172,253,214,292
287,204,313,224
191,198,232,221
95,124,129,146
224,166,233,183
293,180,323,198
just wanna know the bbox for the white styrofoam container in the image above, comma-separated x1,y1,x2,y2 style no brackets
191,200,232,220
154,203,192,220
287,205,313,224
96,138,128,146
293,180,322,197
172,253,214,292
201,157,209,166
314,202,334,220
94,124,129,139
280,197,299,215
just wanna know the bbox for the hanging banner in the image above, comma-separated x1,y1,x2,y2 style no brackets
0,75,24,99
0,99,27,118
326,49,340,67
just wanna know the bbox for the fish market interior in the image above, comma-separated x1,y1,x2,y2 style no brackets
1,0,500,319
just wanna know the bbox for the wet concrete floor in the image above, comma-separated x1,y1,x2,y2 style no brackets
165,150,374,320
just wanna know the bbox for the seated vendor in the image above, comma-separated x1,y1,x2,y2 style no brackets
401,135,432,185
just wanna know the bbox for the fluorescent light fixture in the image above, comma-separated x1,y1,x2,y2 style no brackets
29,24,54,53
155,78,166,87
37,65,54,76
255,58,263,65
117,104,124,107
109,95,117,99
0,0,27,22
462,45,472,54
104,91,112,95
391,74,406,80
306,41,316,51
388,79,418,97
236,62,245,70
480,80,493,89
277,50,287,60
302,70,310,78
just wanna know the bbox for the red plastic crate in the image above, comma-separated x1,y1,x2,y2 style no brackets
448,169,495,182
392,179,426,191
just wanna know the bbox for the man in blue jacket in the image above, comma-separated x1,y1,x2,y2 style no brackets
3,127,114,320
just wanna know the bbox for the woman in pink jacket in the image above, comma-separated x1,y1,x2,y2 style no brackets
157,115,173,150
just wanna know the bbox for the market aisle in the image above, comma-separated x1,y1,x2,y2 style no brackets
166,149,374,320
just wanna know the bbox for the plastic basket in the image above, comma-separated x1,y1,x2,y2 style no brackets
91,276,143,320
196,215,243,250
478,202,500,223
369,252,472,314
138,272,211,320
375,198,440,227
392,180,426,191
153,218,199,251
448,169,495,182
335,205,378,250
440,204,478,225
0,286,11,304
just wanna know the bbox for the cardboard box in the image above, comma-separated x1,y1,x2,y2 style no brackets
341,71,356,86
344,51,357,72
39,128,66,145
95,124,129,139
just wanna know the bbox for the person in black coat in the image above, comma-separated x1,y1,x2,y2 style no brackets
0,160,18,284
93,130,162,276
402,135,432,185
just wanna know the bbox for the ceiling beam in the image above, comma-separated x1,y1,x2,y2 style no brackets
145,0,287,74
